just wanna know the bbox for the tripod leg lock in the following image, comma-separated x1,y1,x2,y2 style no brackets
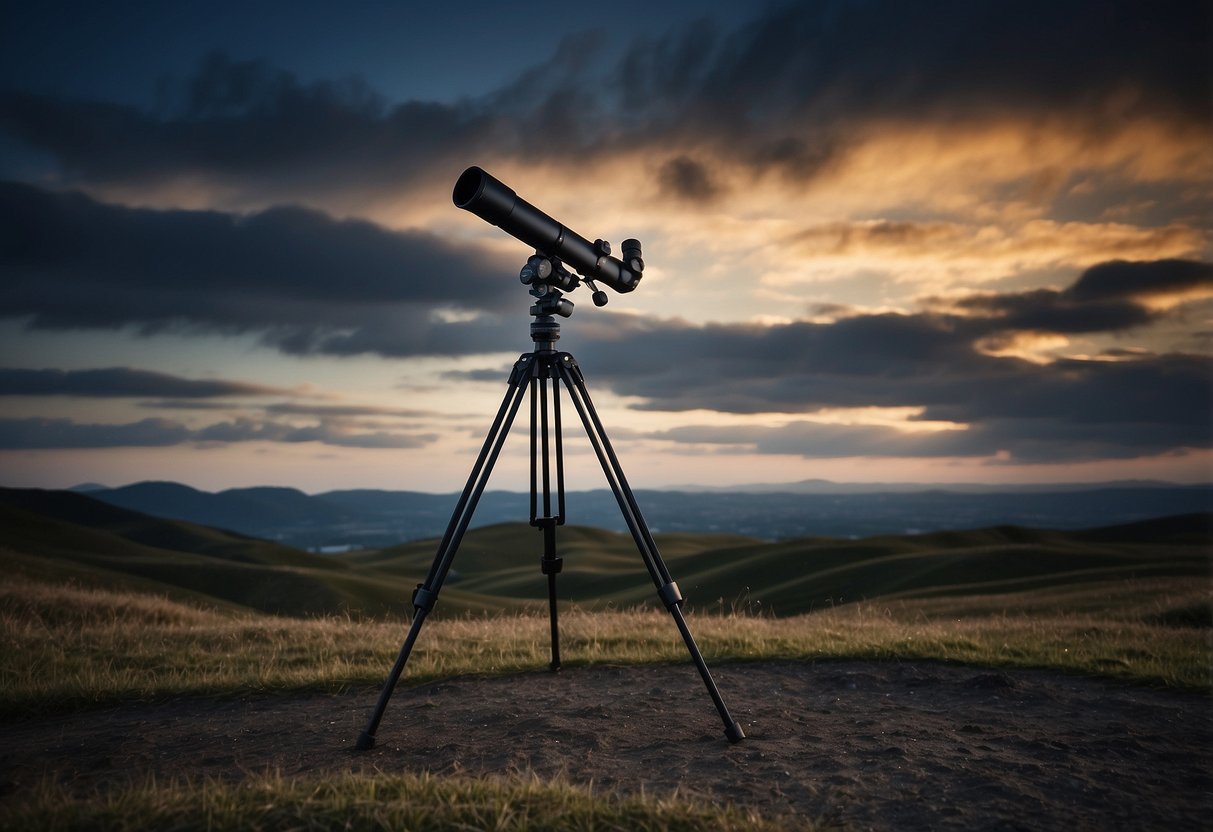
658,581,684,609
412,584,437,612
540,555,564,574
509,355,535,385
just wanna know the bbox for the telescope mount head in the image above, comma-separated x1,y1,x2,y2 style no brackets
522,249,624,351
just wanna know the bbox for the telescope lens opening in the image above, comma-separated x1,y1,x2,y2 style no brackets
453,167,487,208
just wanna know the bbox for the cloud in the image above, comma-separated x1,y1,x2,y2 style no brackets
0,367,288,397
651,405,1208,463
193,418,436,449
653,421,983,458
0,417,190,449
0,415,437,450
657,156,722,203
0,50,490,195
0,181,520,355
952,289,1153,335
263,403,438,419
581,268,1209,410
944,260,1213,338
571,260,1213,461
1067,258,1213,302
937,259,1213,342
781,221,1206,271
1,2,1206,210
2,180,1205,380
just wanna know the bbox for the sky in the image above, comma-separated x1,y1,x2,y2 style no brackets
1,0,1210,494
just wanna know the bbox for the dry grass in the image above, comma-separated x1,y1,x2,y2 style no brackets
3,575,1208,714
0,770,805,832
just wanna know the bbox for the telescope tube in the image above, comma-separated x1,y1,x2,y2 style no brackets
453,166,641,293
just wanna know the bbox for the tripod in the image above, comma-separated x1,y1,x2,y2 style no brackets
356,283,745,749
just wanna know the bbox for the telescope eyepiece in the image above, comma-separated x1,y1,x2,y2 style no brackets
622,239,644,274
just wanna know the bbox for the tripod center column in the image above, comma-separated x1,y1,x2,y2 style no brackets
530,314,561,353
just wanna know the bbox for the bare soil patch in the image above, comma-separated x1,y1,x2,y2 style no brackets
2,660,1210,830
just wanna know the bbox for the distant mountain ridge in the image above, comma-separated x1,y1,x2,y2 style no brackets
666,478,1205,495
94,481,352,533
65,479,1213,549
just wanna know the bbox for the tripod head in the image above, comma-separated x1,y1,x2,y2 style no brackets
525,262,576,352
520,238,645,346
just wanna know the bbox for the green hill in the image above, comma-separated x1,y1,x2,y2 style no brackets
2,487,1209,620
346,514,1210,615
0,488,400,616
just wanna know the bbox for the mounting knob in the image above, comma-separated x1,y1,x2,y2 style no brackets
583,276,609,307
520,254,553,285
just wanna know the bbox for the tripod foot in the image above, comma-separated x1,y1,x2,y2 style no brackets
355,731,376,751
725,721,746,743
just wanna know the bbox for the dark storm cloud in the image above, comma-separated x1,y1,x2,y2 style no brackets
0,51,490,189
570,259,1213,461
0,2,1205,193
0,367,287,398
0,415,437,450
1067,259,1213,301
577,262,1210,417
952,259,1213,333
665,0,1209,127
638,348,1211,462
952,290,1153,334
0,181,521,355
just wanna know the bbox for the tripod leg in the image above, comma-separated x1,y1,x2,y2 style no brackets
355,356,532,750
542,522,562,670
356,606,430,750
555,353,745,743
532,366,565,671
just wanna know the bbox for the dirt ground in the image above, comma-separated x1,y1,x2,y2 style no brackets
2,660,1211,830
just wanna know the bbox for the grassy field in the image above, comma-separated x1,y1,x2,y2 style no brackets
0,770,805,832
3,570,1209,715
1,488,1210,829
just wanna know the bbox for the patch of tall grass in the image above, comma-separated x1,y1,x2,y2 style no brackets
0,770,804,832
2,575,1208,714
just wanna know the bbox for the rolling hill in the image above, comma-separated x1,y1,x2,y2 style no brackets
0,488,406,616
2,486,1209,621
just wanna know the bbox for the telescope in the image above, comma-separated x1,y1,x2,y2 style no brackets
452,166,644,301
356,167,747,752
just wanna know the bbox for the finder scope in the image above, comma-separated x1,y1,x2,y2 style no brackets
453,166,643,294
